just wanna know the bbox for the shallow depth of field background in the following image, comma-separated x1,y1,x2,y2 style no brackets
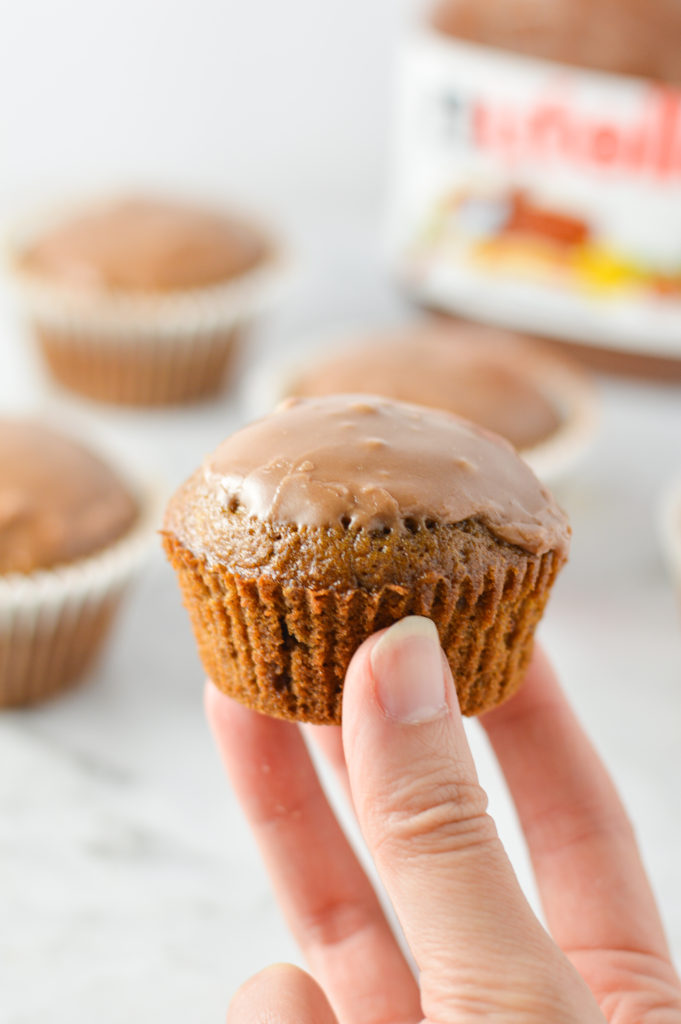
0,1,412,238
0,2,680,1022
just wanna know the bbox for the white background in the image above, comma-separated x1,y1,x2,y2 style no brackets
1,2,680,1021
0,0,418,220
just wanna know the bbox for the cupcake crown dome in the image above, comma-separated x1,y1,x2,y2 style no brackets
167,394,570,558
19,196,267,293
0,420,138,575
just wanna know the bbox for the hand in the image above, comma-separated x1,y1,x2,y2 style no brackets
206,616,681,1023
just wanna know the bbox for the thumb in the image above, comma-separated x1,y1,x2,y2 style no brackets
228,964,337,1024
341,617,594,1021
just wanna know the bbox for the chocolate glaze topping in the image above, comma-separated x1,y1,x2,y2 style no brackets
20,196,267,293
167,395,569,558
0,421,138,575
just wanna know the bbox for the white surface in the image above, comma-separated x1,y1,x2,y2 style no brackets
0,0,680,1018
0,205,680,1022
660,477,681,591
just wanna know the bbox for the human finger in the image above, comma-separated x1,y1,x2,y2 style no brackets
206,683,422,1024
227,963,337,1024
481,646,671,960
342,617,602,1021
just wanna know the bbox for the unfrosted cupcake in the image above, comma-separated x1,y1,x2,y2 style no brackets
9,195,282,406
0,420,152,706
162,394,570,723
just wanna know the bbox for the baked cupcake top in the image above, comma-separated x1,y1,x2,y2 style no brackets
166,394,570,562
290,326,562,451
18,196,267,293
0,421,139,575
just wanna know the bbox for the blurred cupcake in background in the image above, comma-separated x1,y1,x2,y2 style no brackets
278,322,597,484
7,194,285,406
0,420,156,706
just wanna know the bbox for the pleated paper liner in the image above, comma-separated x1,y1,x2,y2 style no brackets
34,323,244,406
0,482,158,708
163,523,563,724
7,204,289,407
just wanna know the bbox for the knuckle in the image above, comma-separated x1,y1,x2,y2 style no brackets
571,949,681,1020
371,759,498,858
298,893,383,951
526,796,636,861
423,957,591,1023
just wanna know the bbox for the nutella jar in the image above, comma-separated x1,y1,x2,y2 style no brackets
389,0,681,363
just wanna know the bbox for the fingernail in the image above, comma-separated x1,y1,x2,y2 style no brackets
370,617,448,724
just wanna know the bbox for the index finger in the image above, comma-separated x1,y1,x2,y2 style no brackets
205,683,422,1024
481,647,671,960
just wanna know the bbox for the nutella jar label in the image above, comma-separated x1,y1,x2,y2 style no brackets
389,31,681,355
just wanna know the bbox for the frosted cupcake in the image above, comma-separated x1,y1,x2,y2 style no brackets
9,195,282,406
282,323,596,481
163,394,570,723
0,420,152,706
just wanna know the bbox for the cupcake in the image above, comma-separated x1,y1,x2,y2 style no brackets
9,195,282,406
281,323,596,479
162,394,570,723
0,420,152,706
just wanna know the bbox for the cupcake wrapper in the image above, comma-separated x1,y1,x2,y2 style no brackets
164,533,560,723
35,325,243,406
12,257,285,334
8,213,289,405
0,486,158,708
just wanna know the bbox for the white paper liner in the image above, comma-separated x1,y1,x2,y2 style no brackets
516,352,598,485
6,199,290,340
9,256,287,339
0,478,160,706
34,325,247,406
243,324,599,487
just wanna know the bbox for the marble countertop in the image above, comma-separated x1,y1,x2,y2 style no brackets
1,208,680,1022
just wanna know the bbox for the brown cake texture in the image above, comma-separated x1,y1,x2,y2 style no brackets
0,421,141,706
163,394,570,724
11,196,273,406
290,324,563,452
19,196,266,293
